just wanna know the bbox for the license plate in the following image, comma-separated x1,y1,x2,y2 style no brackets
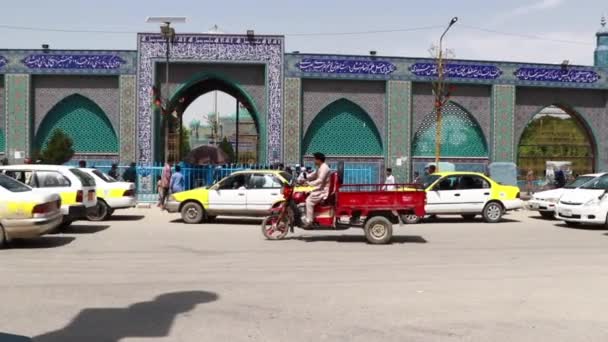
561,209,572,217
531,203,539,209
88,192,95,201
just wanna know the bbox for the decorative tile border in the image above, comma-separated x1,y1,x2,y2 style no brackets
492,85,516,162
387,80,412,182
22,54,126,70
137,34,284,164
5,74,31,162
409,63,502,80
0,50,136,75
297,58,396,75
119,75,137,164
283,77,301,164
514,67,600,84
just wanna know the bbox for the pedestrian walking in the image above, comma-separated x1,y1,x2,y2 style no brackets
108,163,119,180
156,176,164,207
159,162,172,209
170,165,185,194
526,169,535,195
122,162,137,183
384,168,396,191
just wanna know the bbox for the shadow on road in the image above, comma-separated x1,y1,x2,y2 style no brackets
0,333,31,341
31,290,219,342
292,234,427,244
109,215,145,221
424,217,520,224
170,217,262,226
529,215,554,221
556,223,607,231
5,236,75,249
60,225,110,234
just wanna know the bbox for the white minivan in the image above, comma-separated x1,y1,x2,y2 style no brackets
0,165,97,226
556,173,608,227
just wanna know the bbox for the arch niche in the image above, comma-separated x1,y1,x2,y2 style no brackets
35,94,118,155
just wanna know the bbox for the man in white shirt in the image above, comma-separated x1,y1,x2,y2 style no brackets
303,153,331,227
384,168,396,191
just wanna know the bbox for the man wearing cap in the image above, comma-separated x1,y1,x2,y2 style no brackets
303,152,331,227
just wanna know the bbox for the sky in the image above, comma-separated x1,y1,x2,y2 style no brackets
1,0,605,120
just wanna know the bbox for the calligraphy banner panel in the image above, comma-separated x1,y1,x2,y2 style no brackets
22,54,126,70
409,63,503,80
297,58,397,75
514,67,600,84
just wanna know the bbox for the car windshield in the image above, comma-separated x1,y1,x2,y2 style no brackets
581,175,608,190
417,174,441,189
564,176,596,189
0,174,31,193
70,169,96,187
92,169,117,183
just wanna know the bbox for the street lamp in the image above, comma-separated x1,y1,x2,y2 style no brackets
146,16,186,163
433,16,458,172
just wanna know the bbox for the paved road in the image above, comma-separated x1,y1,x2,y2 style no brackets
1,209,608,341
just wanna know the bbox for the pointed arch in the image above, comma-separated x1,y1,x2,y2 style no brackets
412,101,488,158
35,94,118,153
302,98,383,156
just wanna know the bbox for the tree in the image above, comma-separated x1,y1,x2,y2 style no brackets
40,129,74,165
219,136,235,163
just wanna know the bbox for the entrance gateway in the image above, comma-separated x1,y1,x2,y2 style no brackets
2,20,608,186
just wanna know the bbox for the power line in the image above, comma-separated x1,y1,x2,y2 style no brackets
460,24,593,46
0,23,596,46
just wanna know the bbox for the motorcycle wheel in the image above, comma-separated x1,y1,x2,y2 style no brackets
261,215,289,240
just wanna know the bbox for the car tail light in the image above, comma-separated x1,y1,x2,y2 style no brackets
76,190,83,203
123,189,135,197
33,202,55,215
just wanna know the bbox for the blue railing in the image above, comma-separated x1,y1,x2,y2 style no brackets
66,161,384,202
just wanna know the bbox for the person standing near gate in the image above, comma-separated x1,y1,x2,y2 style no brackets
302,153,331,227
384,168,396,191
108,163,120,180
170,165,185,194
159,162,172,209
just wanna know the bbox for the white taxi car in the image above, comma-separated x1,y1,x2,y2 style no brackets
526,173,602,219
82,168,136,221
166,170,311,224
0,174,62,248
0,165,97,226
556,173,608,227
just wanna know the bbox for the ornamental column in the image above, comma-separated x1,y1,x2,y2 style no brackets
491,84,516,162
386,80,412,182
5,74,32,163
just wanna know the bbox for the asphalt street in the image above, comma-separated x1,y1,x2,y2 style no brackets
1,209,608,341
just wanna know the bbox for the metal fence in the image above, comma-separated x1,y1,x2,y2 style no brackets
66,161,384,202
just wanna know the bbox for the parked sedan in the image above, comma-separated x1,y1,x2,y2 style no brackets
412,172,523,223
82,168,136,221
526,173,602,219
166,170,311,224
0,174,63,248
556,173,608,227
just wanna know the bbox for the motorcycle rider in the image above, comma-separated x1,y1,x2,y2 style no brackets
302,152,331,227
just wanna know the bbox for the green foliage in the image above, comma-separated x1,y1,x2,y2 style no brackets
219,136,235,162
39,129,75,165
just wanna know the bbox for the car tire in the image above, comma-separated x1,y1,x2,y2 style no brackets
0,224,7,249
540,211,554,219
482,202,504,223
400,214,421,224
364,216,393,244
86,200,110,221
461,214,476,220
181,202,204,224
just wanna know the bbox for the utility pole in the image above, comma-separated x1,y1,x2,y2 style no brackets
433,17,458,172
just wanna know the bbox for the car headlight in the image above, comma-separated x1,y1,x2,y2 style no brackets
584,198,601,206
